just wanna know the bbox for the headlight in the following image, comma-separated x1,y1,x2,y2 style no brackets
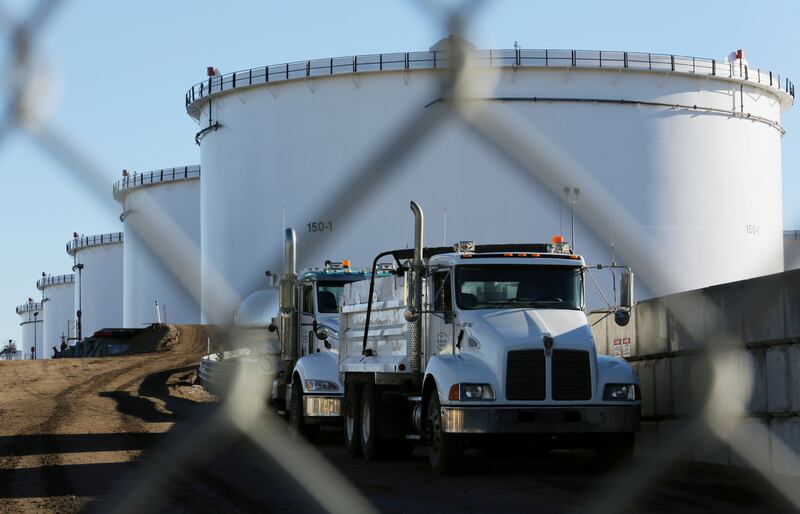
304,379,339,392
448,383,496,401
603,384,639,401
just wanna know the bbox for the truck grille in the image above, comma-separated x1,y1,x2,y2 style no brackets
506,350,546,400
551,349,592,400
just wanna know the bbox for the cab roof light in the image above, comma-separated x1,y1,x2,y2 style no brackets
342,259,351,268
551,235,565,244
455,241,476,253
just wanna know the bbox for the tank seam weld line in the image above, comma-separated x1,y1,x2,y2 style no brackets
425,97,785,134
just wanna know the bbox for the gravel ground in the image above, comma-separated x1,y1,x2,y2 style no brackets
0,325,797,513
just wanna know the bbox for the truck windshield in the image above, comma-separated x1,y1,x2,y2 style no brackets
455,265,582,310
317,279,361,313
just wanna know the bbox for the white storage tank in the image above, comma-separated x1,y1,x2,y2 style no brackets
785,230,800,271
186,43,794,323
15,299,42,359
37,274,75,357
113,165,201,328
67,233,123,339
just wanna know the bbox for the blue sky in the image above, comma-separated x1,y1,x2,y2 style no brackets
1,0,798,343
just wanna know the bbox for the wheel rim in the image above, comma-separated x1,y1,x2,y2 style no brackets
361,400,371,446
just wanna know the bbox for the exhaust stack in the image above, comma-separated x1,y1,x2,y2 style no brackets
408,201,424,375
280,228,298,362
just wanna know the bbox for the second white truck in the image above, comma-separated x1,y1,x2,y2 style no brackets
338,201,641,474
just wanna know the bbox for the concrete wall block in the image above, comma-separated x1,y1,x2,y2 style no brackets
783,270,800,340
770,417,800,477
670,356,696,416
654,357,672,417
701,285,743,349
789,344,800,414
607,307,637,358
635,300,669,356
741,274,786,344
637,360,655,417
728,416,771,471
745,348,768,414
589,313,609,355
664,292,707,352
766,345,789,414
692,422,730,466
634,421,658,458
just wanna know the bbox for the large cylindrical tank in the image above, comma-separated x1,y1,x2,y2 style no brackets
785,230,800,271
186,44,794,323
113,165,201,328
66,233,123,339
37,274,75,357
15,300,42,359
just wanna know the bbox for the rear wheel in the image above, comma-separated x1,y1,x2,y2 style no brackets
360,383,386,460
427,392,463,475
344,384,362,457
289,381,318,443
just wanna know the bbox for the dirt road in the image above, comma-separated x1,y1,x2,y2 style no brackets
0,325,797,513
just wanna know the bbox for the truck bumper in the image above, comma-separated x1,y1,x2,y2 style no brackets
440,405,640,434
303,395,342,417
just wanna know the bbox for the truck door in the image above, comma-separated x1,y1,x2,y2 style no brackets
429,270,455,357
299,284,315,357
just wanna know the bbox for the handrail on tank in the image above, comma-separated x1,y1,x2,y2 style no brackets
66,232,124,255
185,48,794,116
112,164,201,199
36,274,75,290
15,301,43,314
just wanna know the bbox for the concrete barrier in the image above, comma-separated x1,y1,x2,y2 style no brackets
590,269,800,476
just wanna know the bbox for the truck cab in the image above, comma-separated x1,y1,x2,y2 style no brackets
338,202,640,474
284,261,370,441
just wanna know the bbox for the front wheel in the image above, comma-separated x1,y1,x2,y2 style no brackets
427,392,463,475
289,381,318,443
344,384,363,457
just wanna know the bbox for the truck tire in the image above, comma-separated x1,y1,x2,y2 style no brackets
289,381,318,443
360,383,386,461
427,392,463,475
344,384,363,457
596,433,635,465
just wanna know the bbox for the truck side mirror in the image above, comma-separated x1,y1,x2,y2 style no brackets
620,271,634,309
614,308,630,327
315,326,329,340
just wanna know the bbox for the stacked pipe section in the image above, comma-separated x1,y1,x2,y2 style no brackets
66,232,123,340
113,165,201,328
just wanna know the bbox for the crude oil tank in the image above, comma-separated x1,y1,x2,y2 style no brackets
185,42,794,323
67,233,123,339
15,299,42,359
114,165,201,328
37,274,74,357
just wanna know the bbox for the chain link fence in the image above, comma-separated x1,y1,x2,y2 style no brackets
2,0,799,512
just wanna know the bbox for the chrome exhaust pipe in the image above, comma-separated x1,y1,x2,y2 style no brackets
280,228,298,362
408,201,424,375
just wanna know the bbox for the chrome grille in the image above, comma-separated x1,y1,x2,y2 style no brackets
506,349,546,400
551,349,592,400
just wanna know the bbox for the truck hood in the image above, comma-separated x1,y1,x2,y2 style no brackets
459,308,594,351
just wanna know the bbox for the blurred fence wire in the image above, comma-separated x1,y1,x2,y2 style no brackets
2,0,800,512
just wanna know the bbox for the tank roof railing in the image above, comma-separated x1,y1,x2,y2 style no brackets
66,232,123,255
186,48,794,117
36,273,75,290
15,301,43,314
112,165,200,199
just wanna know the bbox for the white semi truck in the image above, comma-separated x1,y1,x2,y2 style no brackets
271,229,384,441
338,202,641,474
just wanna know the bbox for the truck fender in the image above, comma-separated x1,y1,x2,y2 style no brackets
596,354,640,388
292,351,342,394
424,353,499,406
